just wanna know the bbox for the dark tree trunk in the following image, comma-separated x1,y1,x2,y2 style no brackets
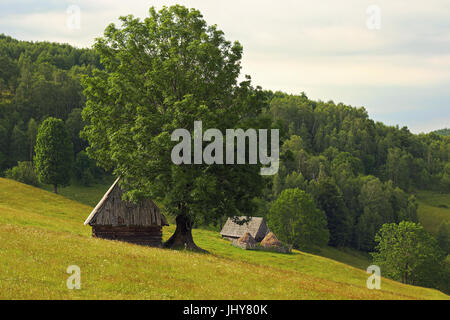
53,184,58,194
403,263,409,284
164,213,207,253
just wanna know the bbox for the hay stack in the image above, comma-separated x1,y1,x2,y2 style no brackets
261,232,282,248
233,232,257,249
238,232,257,246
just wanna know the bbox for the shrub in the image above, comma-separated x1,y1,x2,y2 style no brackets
5,161,40,186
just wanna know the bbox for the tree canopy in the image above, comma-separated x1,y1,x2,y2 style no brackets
34,117,73,193
371,221,446,287
267,188,329,249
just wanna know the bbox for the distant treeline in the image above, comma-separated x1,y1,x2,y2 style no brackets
434,128,450,136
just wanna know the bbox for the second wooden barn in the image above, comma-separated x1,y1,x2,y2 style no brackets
84,178,169,247
220,216,269,242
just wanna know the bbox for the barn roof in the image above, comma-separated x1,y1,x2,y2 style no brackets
220,216,269,241
84,178,168,227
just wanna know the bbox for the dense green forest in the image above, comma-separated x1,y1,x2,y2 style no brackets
0,32,448,292
0,34,99,171
261,92,449,249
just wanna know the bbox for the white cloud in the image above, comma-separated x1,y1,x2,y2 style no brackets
243,52,450,89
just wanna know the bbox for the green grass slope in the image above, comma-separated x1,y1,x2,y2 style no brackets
0,178,447,300
416,190,450,234
39,176,116,207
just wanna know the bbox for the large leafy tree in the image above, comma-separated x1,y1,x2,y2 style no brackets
267,188,329,250
372,221,444,285
81,5,267,250
34,117,73,193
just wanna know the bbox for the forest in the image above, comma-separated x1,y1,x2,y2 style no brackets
0,28,449,293
434,128,450,136
0,34,101,183
262,91,449,250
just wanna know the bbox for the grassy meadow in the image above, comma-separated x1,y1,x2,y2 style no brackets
0,177,448,299
39,176,116,207
416,190,450,234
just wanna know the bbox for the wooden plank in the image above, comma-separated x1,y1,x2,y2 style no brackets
92,225,164,247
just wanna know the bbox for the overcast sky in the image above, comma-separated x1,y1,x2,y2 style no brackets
1,0,449,133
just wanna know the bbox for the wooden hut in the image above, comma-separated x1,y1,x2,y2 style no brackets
220,216,269,242
84,178,168,247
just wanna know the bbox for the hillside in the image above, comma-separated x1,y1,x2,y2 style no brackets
416,190,450,234
0,178,447,300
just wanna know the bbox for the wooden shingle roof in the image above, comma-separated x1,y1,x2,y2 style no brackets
220,216,269,241
84,178,168,227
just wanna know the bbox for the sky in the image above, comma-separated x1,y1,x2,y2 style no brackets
1,0,449,133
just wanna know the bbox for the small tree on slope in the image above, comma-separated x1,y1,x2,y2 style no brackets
372,221,444,286
34,117,73,194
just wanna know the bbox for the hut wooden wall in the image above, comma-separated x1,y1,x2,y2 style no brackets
93,226,163,247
